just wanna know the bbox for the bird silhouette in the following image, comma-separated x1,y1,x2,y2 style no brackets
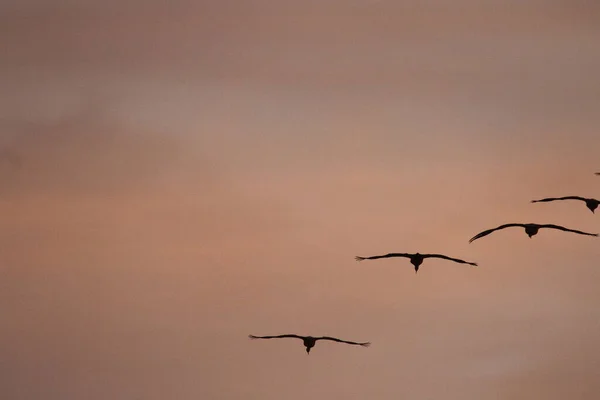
248,334,370,354
531,196,600,213
354,252,477,273
469,223,598,243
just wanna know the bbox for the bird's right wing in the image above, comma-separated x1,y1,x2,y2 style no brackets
248,334,304,340
469,223,524,243
317,336,371,347
531,196,586,203
540,225,599,237
421,254,478,266
355,253,410,261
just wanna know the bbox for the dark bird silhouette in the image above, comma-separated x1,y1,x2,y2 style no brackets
354,252,477,273
248,334,370,354
531,196,600,213
469,223,598,243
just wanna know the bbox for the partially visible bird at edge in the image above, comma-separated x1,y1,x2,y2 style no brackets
531,196,600,213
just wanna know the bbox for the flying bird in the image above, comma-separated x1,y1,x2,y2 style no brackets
469,223,598,243
531,196,600,213
354,252,477,273
248,334,370,354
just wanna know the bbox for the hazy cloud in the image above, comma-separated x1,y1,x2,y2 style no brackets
0,92,181,198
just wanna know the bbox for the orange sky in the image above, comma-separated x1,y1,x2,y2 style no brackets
1,1,600,399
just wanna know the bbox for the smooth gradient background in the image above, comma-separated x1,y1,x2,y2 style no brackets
1,1,600,399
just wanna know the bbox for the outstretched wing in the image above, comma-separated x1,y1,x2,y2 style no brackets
248,334,304,340
469,223,525,243
531,196,587,203
539,224,599,237
595,172,600,175
316,336,371,347
421,254,478,266
355,253,410,261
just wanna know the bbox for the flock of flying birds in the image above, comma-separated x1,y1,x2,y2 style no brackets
249,172,600,354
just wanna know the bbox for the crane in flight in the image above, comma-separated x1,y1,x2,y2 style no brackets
469,223,598,243
248,334,370,354
354,252,477,273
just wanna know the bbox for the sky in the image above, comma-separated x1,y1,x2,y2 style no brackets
1,1,600,399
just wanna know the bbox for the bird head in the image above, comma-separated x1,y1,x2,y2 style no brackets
306,347,311,355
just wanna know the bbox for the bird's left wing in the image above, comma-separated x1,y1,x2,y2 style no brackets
355,253,410,261
531,196,587,203
421,254,478,266
540,225,599,237
248,334,304,340
468,223,524,243
316,336,371,347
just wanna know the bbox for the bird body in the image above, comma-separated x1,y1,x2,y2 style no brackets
248,334,370,354
354,252,477,273
531,196,600,213
469,223,598,243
